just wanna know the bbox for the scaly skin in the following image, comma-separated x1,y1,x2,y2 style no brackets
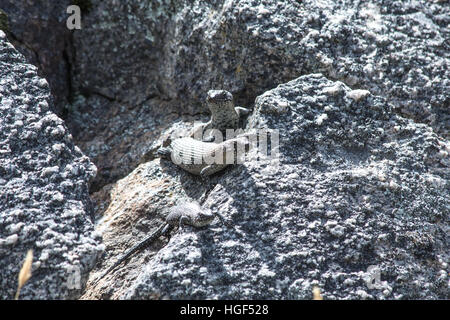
159,135,249,177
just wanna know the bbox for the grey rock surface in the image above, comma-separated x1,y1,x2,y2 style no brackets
1,0,448,193
0,32,103,299
0,0,74,116
81,155,212,300
1,0,448,300
86,74,448,300
127,76,448,300
66,0,450,192
66,95,188,192
72,0,175,107
72,0,449,132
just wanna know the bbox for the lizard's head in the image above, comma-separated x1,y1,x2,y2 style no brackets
179,201,215,227
195,207,215,227
206,90,234,112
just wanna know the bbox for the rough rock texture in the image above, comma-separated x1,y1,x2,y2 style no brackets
66,0,450,191
66,95,191,192
0,8,8,33
72,0,449,127
1,0,448,300
84,74,448,300
0,0,74,117
81,158,210,299
0,32,103,299
72,0,174,107
1,0,448,192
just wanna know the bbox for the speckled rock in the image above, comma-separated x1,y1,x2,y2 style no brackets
72,0,449,132
63,0,449,193
71,0,177,106
0,0,74,116
66,95,191,192
0,33,103,299
2,1,448,194
3,0,448,300
81,157,214,299
83,74,448,299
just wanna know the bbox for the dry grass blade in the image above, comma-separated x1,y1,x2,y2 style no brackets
312,286,323,300
14,249,33,300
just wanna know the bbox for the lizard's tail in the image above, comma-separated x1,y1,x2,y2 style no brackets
91,223,172,286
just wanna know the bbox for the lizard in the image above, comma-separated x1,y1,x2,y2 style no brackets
95,90,252,283
94,201,215,284
140,90,251,164
190,89,251,142
157,134,250,177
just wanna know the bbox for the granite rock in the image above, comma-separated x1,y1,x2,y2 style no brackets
1,0,448,300
67,0,449,191
0,0,74,116
84,74,448,299
72,0,449,133
0,32,103,299
2,0,448,192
